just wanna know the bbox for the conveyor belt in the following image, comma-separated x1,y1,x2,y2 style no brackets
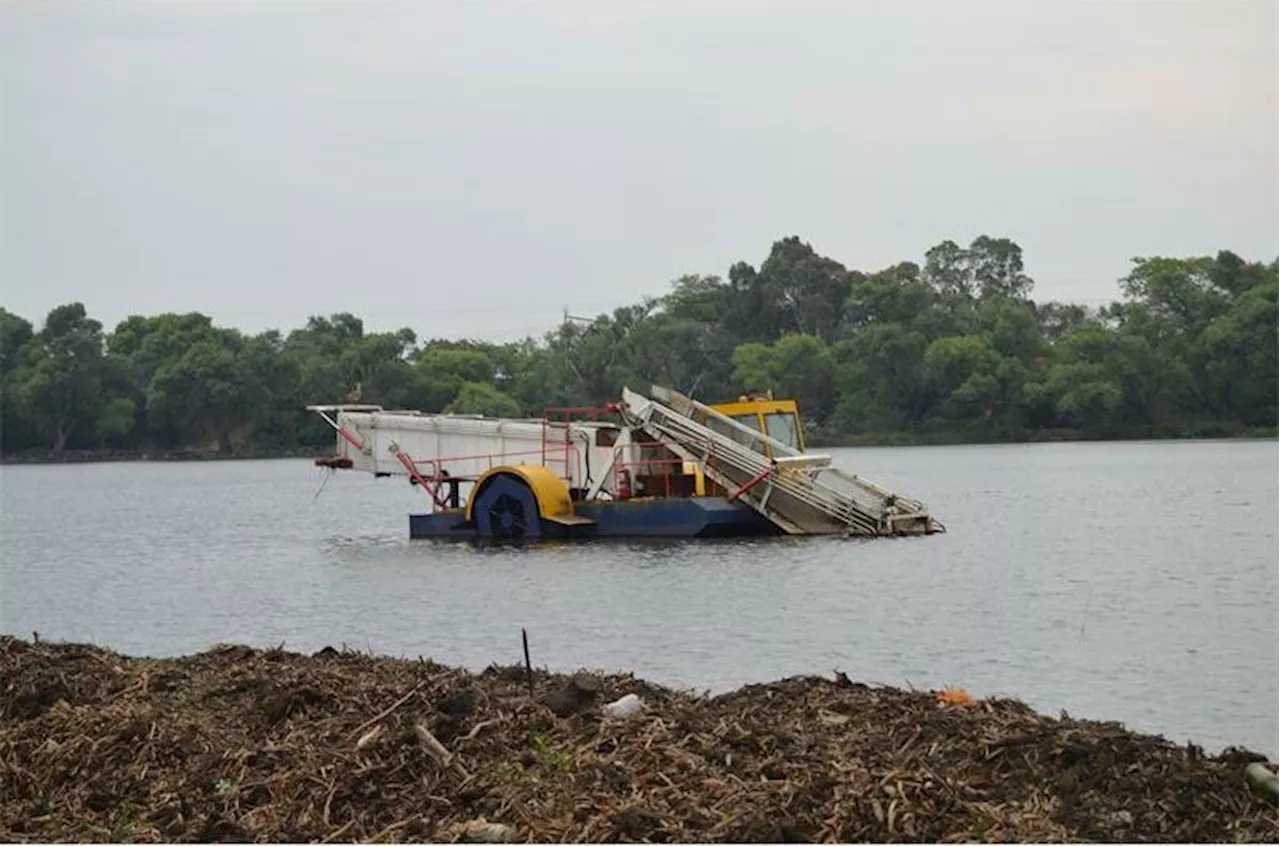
620,386,943,537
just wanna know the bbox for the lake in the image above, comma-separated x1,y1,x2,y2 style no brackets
1,440,1276,759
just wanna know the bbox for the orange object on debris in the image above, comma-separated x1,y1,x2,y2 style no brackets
937,686,974,705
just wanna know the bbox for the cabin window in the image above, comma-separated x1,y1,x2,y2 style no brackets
729,414,764,446
764,412,800,449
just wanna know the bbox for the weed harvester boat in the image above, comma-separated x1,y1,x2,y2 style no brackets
307,385,945,540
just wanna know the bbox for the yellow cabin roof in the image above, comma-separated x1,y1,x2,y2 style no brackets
707,396,806,452
709,397,801,418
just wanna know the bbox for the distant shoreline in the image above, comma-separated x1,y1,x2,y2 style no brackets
2,428,1274,467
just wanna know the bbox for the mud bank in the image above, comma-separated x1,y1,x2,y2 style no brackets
0,637,1275,843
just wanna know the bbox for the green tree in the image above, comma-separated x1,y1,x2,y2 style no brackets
97,397,137,445
0,309,37,452
756,236,854,341
731,334,837,423
2,238,1275,457
445,381,524,418
1197,279,1278,426
843,262,936,331
622,311,734,401
412,344,502,411
146,331,266,451
1043,362,1123,432
0,308,34,379
968,235,1033,300
20,303,110,452
830,324,931,432
1118,256,1229,334
921,334,1005,428
1035,301,1093,343
922,239,974,300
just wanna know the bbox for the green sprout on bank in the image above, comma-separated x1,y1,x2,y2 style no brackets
531,730,573,773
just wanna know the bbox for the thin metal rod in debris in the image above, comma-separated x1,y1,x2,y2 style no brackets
522,628,533,693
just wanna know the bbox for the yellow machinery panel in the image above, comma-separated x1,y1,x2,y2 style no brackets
708,396,807,452
465,465,574,522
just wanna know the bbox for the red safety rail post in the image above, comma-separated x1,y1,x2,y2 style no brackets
394,449,449,508
539,410,572,482
336,426,363,452
727,466,772,502
311,408,366,453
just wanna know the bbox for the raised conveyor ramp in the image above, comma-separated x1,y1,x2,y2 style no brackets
620,386,943,537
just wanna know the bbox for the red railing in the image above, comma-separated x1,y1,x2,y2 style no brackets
612,440,690,500
541,405,619,486
388,403,769,506
397,443,581,509
408,445,573,472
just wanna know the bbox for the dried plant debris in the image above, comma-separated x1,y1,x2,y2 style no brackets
0,636,1275,843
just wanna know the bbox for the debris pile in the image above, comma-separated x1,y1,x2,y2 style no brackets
1,637,1275,843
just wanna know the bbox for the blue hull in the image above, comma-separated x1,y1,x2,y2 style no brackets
408,496,780,540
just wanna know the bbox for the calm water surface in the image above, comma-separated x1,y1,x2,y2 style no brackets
1,441,1276,758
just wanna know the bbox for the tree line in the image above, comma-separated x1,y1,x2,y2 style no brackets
1,235,1276,458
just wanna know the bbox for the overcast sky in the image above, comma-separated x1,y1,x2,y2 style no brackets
1,1,1276,342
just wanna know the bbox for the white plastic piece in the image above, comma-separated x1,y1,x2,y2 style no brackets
1245,762,1278,801
602,693,643,717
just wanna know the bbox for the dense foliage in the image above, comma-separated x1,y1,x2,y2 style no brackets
1,236,1276,457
